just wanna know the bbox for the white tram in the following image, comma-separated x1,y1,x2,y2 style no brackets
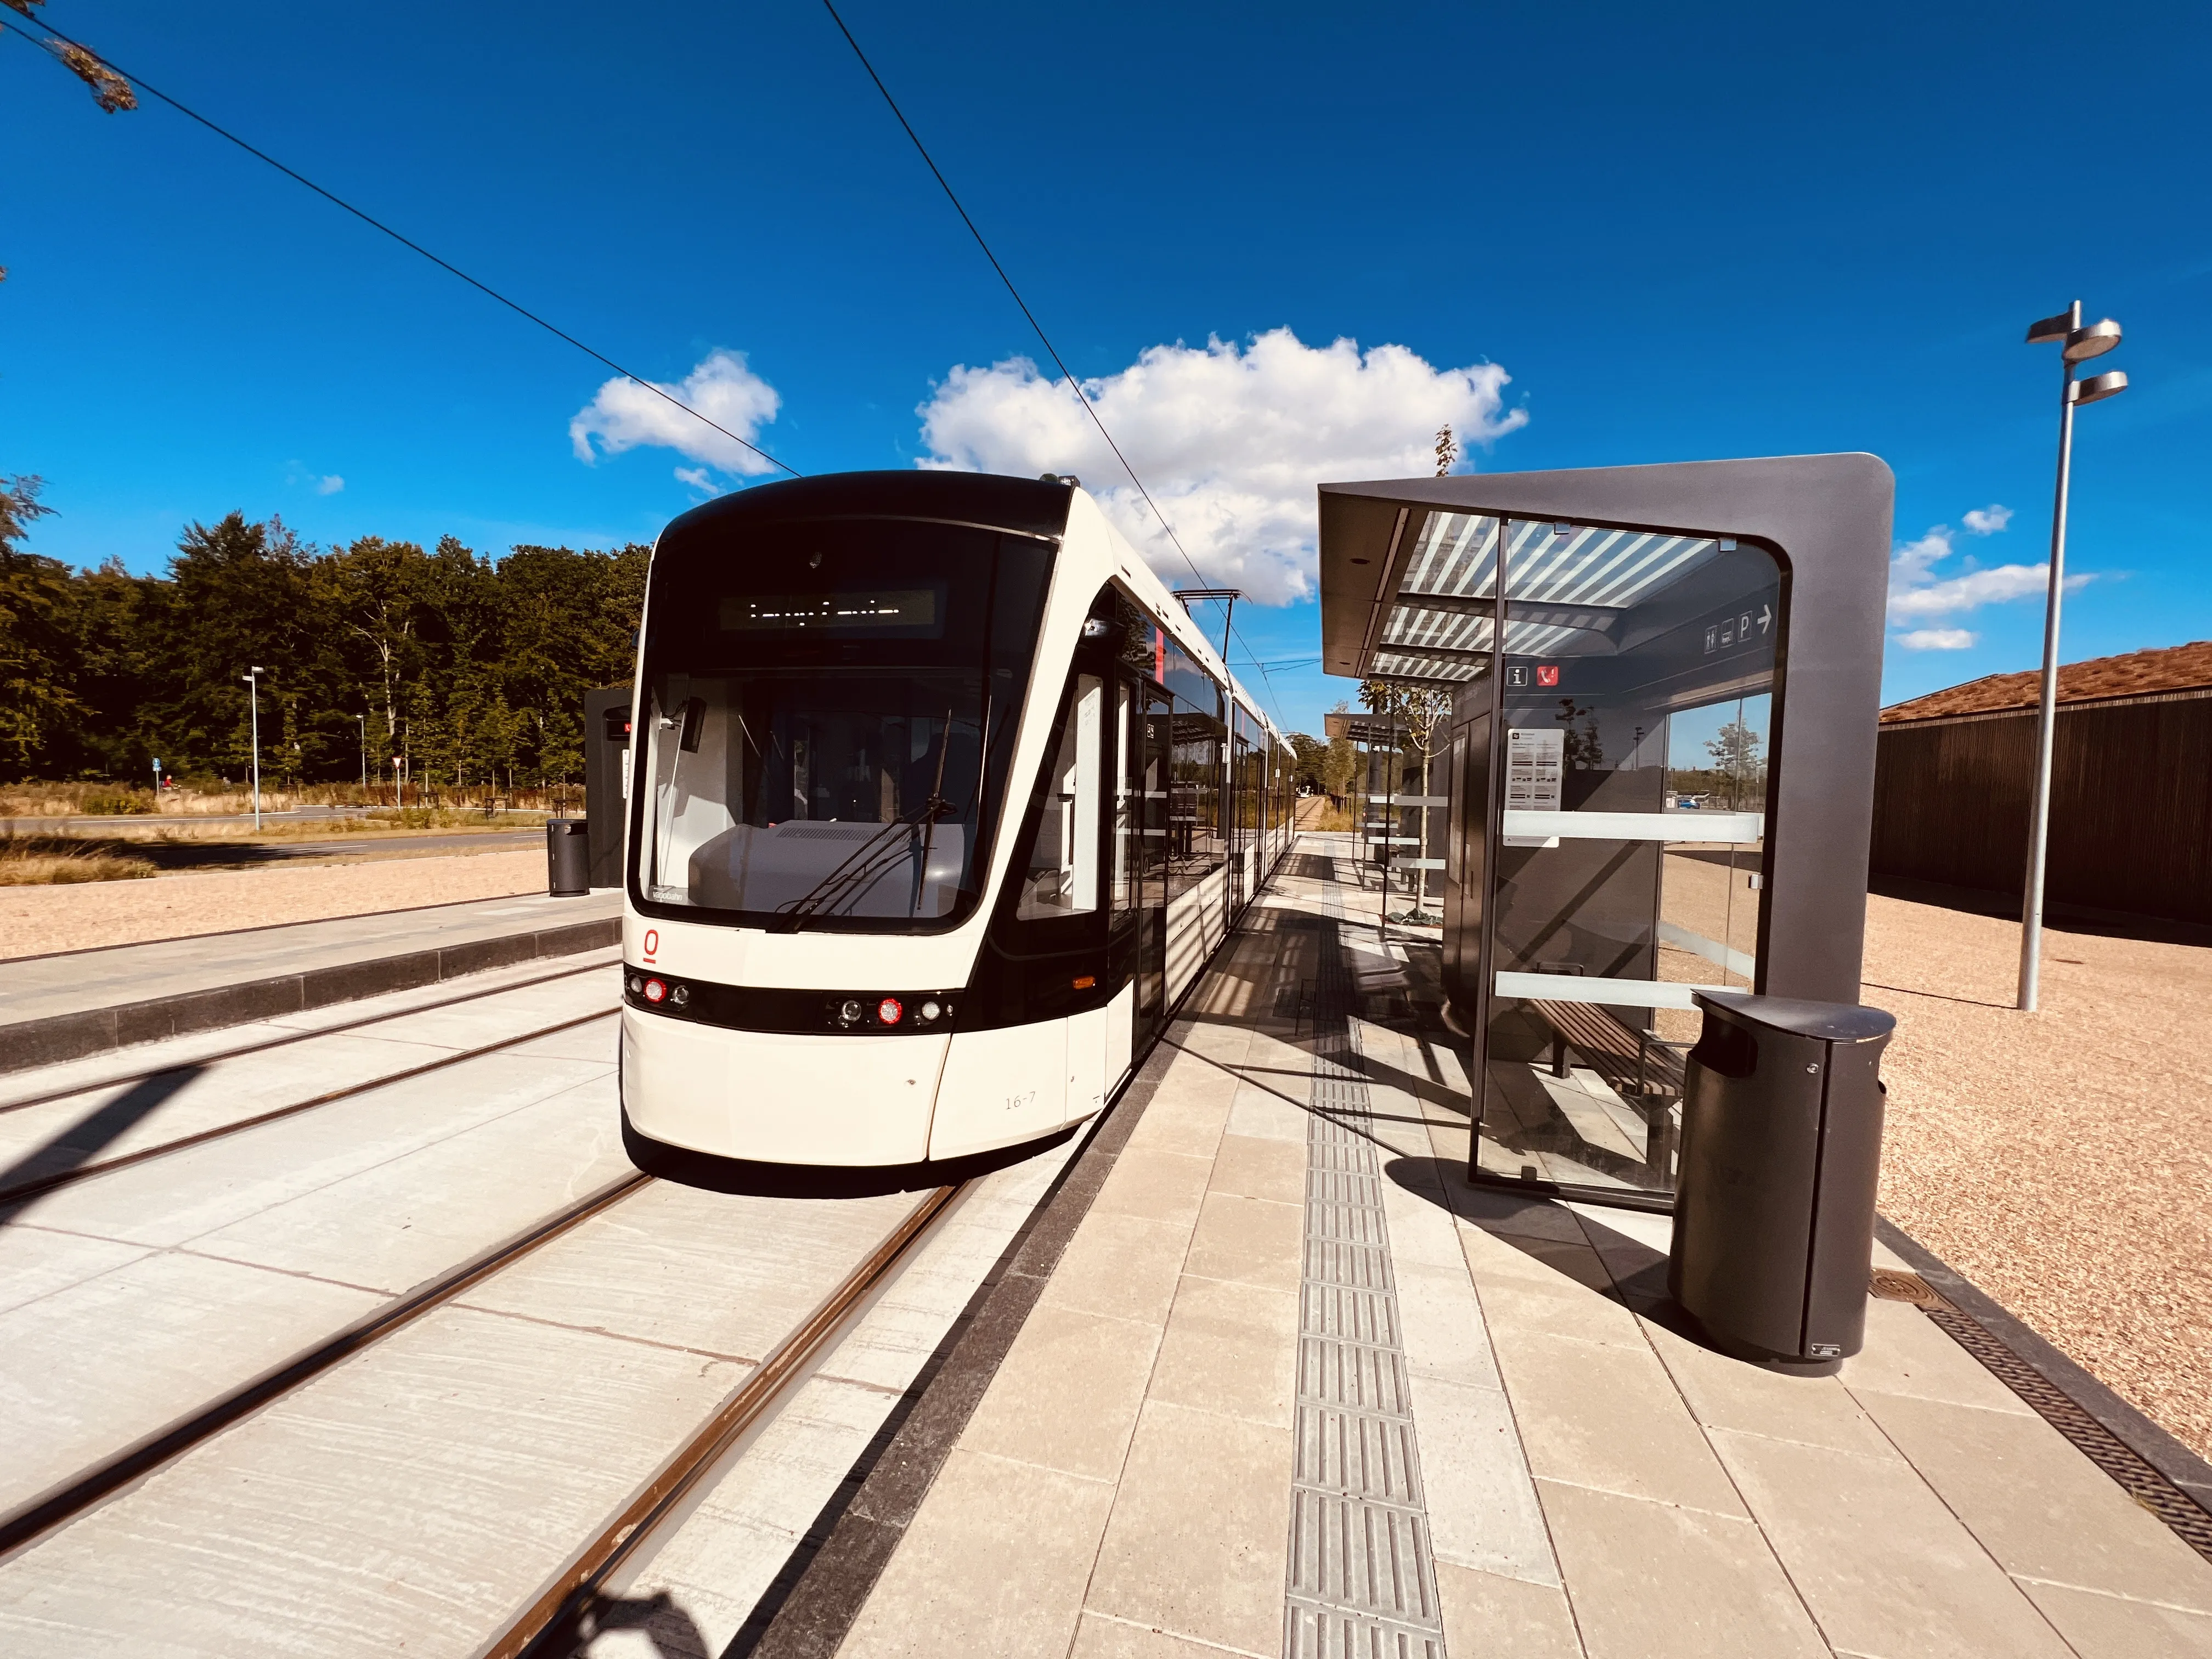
617,471,1296,1174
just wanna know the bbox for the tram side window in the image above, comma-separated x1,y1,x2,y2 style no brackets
1167,705,1223,896
1017,674,1102,919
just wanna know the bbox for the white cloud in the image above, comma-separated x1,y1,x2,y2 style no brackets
1962,504,2012,535
1888,519,2082,625
1897,627,1978,650
569,349,782,477
315,474,344,495
915,328,1527,603
673,467,721,498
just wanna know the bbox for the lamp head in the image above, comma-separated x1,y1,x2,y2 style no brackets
2063,319,2121,363
2025,309,2075,345
2066,370,2129,406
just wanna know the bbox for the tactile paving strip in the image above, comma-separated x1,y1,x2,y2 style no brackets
1282,874,1449,1657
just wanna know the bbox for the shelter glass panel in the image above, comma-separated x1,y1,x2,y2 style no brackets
1475,519,1782,1203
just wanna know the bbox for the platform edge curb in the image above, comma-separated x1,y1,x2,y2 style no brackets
0,916,621,1075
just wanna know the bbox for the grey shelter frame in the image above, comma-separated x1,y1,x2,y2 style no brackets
1317,454,1893,1210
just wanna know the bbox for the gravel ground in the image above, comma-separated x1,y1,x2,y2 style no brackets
0,848,545,958
1863,894,2212,1463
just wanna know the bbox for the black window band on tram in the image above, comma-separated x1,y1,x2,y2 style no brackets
627,473,1066,938
623,969,962,1035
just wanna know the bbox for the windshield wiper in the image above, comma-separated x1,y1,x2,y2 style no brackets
772,707,968,934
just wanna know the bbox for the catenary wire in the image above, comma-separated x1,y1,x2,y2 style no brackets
0,12,798,479
13,7,1299,727
818,0,1292,730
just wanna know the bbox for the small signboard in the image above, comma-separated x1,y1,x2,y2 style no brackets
1504,728,1564,847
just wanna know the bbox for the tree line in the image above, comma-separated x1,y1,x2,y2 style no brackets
1,476,645,791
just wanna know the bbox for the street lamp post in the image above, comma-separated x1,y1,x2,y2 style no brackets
242,665,266,830
2016,302,2128,1012
356,713,368,791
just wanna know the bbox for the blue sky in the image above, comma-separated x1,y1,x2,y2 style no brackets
6,0,2208,738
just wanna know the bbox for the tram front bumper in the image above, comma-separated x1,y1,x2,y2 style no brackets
620,1009,949,1167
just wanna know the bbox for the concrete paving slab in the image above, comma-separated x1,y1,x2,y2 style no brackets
0,1305,747,1659
0,947,617,1111
0,890,620,1071
1492,1329,1753,1518
962,1302,1163,1482
0,1224,150,1318
0,1030,467,1184
182,1076,627,1290
1536,1478,1828,1659
1435,1562,1585,1659
1857,1387,2212,1612
2019,1580,2212,1659
1709,1426,2077,1658
1146,1275,1298,1430
1085,1401,1291,1659
12,1048,613,1246
837,1447,1115,1659
0,1246,384,1510
458,1182,915,1362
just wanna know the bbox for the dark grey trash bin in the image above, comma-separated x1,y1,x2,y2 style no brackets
546,818,590,897
1668,990,1896,1373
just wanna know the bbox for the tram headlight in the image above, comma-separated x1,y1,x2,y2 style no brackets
876,997,904,1026
670,984,691,1009
839,998,865,1026
919,1000,942,1023
642,977,668,1004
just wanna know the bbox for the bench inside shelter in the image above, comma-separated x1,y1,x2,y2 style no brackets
1528,997,1689,1182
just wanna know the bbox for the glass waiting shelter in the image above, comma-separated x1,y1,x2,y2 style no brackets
1316,455,1894,1211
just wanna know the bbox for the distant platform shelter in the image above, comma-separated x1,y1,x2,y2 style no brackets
1874,641,2212,926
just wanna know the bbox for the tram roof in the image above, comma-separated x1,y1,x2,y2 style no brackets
1314,454,1891,686
652,468,1290,749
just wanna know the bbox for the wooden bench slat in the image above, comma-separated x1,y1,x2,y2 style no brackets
1528,997,1688,1096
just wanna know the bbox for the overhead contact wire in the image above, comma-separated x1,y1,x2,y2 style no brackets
0,12,798,479
820,0,1290,730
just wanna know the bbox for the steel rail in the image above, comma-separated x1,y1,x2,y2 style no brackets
0,1169,654,1560
479,1181,967,1659
0,1006,619,1210
0,953,620,1118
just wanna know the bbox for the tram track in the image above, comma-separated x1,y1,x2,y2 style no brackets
483,1181,965,1659
0,952,620,1119
0,1169,654,1560
0,1003,621,1210
1,1165,973,1653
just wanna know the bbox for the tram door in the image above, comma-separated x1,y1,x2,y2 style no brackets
1115,673,1173,1048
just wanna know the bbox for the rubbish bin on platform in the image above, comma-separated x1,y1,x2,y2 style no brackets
1668,990,1896,1373
546,818,590,898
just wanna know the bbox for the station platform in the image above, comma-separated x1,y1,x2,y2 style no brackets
755,835,2212,1659
0,889,620,1073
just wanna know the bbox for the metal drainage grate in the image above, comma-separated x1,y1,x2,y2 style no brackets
1869,1268,1953,1311
1872,1271,2212,1564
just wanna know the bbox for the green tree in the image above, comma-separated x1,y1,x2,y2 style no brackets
1706,718,1764,809
0,475,83,777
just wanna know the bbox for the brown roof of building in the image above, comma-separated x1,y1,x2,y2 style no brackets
1881,641,2212,723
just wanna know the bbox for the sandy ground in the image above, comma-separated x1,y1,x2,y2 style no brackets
0,849,545,959
1863,896,2212,1463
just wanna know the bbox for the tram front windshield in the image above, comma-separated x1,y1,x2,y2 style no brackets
632,518,1052,930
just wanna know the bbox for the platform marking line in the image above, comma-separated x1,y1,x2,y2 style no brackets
1281,873,1447,1659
